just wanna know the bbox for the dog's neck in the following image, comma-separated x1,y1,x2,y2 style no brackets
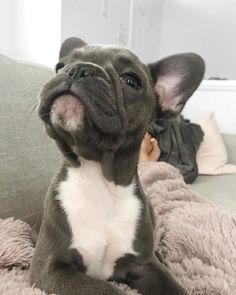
101,148,140,186
74,147,140,186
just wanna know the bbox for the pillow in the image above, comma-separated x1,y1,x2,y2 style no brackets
196,112,236,175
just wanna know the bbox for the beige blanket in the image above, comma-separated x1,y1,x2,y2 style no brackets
1,162,236,295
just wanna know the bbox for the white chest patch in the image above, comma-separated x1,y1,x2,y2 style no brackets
57,160,141,280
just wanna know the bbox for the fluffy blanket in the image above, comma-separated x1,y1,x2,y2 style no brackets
1,162,236,295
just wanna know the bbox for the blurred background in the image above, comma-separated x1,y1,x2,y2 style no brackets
0,0,236,79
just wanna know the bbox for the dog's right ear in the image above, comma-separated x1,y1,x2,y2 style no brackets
59,37,87,60
148,53,205,117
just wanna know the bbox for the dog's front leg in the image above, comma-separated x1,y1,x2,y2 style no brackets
30,226,125,295
129,260,188,295
124,257,188,295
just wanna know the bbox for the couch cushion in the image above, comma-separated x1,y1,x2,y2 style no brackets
191,133,236,215
223,133,236,165
0,54,61,227
190,174,236,216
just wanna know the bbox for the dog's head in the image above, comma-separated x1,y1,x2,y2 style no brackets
38,37,205,167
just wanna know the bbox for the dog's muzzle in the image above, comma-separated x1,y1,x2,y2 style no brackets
41,63,125,135
50,94,85,132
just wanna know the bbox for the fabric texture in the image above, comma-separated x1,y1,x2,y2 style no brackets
196,112,236,175
0,54,61,227
139,162,236,295
1,162,236,295
148,116,204,184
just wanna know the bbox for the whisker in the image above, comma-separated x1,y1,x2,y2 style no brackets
42,130,48,146
40,112,51,118
22,85,43,129
63,150,76,155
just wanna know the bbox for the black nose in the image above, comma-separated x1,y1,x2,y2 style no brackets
68,66,91,80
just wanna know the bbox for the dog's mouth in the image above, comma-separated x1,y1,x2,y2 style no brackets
38,70,128,149
39,84,124,137
50,93,85,132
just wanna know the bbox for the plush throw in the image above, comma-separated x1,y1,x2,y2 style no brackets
1,162,236,294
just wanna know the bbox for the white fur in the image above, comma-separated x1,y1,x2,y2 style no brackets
50,111,83,132
56,160,141,279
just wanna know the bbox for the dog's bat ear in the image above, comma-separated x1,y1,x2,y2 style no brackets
148,53,205,116
59,37,87,60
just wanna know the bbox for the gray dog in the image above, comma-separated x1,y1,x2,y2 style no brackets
30,37,205,295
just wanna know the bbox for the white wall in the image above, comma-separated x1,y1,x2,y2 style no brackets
0,0,15,56
129,0,163,62
0,0,162,66
183,81,236,134
158,0,236,79
1,0,236,77
61,0,131,46
61,0,163,63
0,0,61,67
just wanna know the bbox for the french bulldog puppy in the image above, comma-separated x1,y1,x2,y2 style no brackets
30,37,205,295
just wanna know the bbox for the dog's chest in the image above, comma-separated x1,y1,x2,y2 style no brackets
57,161,141,280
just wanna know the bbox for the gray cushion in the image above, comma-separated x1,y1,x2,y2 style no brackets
223,133,236,165
191,133,236,215
0,54,61,227
190,174,236,215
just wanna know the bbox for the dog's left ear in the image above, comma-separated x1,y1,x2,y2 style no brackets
59,37,87,60
148,53,205,116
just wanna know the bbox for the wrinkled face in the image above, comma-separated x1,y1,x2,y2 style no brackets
38,45,156,162
38,37,205,165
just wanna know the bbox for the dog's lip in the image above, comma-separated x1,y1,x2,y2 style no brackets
49,90,83,114
52,91,81,105
39,81,123,135
52,92,84,111
39,87,85,125
50,92,85,132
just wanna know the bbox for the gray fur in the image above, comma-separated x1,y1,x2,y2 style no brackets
30,37,205,295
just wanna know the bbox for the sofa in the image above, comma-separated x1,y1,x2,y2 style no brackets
0,53,236,229
0,54,60,227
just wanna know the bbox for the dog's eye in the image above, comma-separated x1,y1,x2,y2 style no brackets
120,73,141,90
55,62,65,73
